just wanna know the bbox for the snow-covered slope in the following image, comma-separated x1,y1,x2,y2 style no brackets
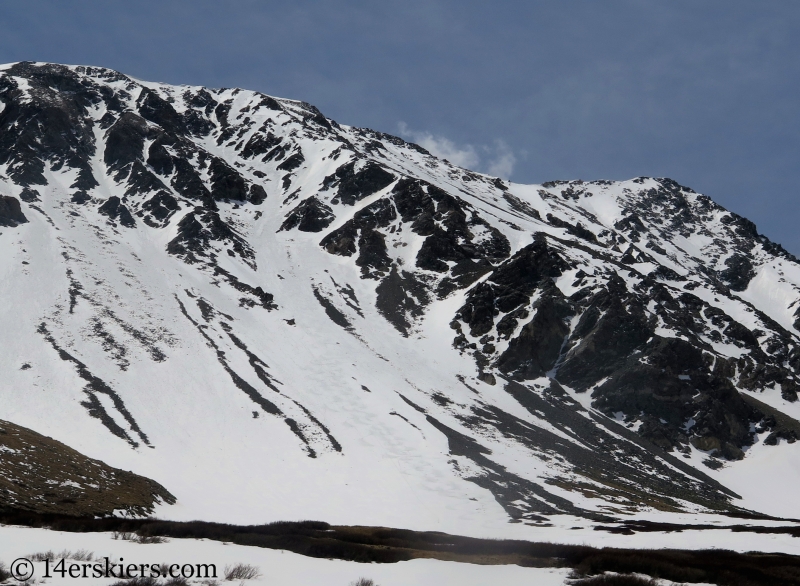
2,62,800,533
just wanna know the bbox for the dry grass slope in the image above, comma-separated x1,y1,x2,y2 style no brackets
0,419,175,517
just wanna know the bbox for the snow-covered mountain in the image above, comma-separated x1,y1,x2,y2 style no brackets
2,61,800,533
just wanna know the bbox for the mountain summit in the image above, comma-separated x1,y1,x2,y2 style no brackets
1,62,799,531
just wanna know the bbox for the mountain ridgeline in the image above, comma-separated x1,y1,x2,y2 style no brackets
1,61,799,525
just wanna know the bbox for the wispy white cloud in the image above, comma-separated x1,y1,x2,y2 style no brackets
485,140,516,179
397,122,480,169
397,123,516,179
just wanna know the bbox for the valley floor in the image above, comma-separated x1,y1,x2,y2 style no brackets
0,524,568,586
2,515,800,585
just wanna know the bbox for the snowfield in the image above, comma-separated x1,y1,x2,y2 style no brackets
1,62,800,564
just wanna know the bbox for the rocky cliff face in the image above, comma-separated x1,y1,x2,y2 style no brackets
1,62,799,527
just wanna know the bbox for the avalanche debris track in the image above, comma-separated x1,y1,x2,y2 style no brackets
1,61,799,532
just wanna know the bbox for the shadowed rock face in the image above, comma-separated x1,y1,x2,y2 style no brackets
451,232,792,459
280,197,335,232
322,160,395,206
98,196,136,227
0,195,27,226
445,179,800,462
0,419,174,517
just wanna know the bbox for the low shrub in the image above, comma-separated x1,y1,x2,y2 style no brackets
109,578,160,586
27,551,55,562
134,535,167,544
112,531,166,544
113,531,134,541
223,563,260,581
71,549,94,561
570,574,659,585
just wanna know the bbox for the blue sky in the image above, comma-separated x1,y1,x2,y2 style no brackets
2,1,799,253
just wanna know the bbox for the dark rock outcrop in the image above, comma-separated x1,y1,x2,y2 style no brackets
323,160,395,206
280,197,335,232
98,196,136,227
0,195,28,226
